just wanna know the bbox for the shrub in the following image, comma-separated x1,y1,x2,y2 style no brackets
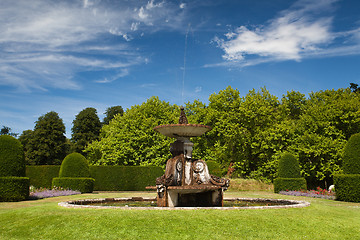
52,153,94,193
26,166,60,188
59,153,90,177
0,177,29,201
0,135,26,177
277,153,301,178
342,133,360,174
0,135,29,201
335,133,360,202
52,177,95,193
334,174,360,202
274,178,307,193
89,166,164,191
274,153,306,193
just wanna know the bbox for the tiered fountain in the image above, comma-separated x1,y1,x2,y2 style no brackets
151,107,229,207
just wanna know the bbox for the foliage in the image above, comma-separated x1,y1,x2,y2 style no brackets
342,133,360,174
277,153,301,178
52,177,95,193
334,174,360,202
29,186,80,199
206,160,225,177
0,135,26,177
19,111,67,165
71,107,102,154
59,153,90,178
89,166,164,191
103,106,124,125
273,178,307,193
85,96,178,166
0,177,29,201
0,126,18,137
26,165,61,188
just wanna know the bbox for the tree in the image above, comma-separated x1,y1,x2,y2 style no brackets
103,106,124,125
71,108,102,154
20,111,67,165
85,97,178,166
0,126,18,137
350,83,360,93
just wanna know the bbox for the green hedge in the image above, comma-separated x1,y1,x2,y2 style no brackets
52,177,95,193
342,133,360,174
26,166,60,188
89,166,164,191
334,174,360,202
27,165,164,191
0,177,29,201
273,178,307,193
278,153,301,178
206,160,225,177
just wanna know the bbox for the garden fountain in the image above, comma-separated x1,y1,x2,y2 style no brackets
150,106,230,207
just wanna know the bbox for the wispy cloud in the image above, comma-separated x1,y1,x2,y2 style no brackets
213,0,360,67
0,0,187,92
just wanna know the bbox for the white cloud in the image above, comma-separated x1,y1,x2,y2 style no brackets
195,86,202,93
213,0,360,67
179,3,186,9
0,0,187,91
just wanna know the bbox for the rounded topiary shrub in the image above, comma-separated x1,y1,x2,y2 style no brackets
0,135,26,177
335,133,360,202
274,153,307,193
59,153,90,177
52,153,94,193
0,135,29,201
206,160,224,177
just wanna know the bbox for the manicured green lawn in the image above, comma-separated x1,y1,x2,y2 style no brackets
1,191,359,240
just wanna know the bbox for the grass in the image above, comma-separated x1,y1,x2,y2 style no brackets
1,190,360,240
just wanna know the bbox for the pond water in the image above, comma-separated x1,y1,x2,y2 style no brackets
60,197,309,209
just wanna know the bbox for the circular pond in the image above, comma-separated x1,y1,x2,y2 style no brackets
59,197,310,210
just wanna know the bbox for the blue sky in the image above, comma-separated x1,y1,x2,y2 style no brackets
1,0,360,137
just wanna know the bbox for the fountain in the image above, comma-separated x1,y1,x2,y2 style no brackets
150,107,229,207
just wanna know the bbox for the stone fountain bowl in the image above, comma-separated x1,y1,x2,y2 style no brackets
154,124,212,138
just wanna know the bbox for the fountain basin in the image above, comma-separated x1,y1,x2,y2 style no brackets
153,124,211,138
58,197,310,210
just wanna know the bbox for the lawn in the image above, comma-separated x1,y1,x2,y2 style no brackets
1,190,359,240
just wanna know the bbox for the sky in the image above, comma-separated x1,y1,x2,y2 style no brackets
1,0,360,137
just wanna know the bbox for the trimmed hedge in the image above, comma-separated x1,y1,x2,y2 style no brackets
26,165,164,191
277,153,301,178
59,153,90,178
334,174,360,202
52,177,95,193
0,177,30,201
274,153,306,193
342,133,360,174
273,178,307,193
0,135,26,177
90,166,164,191
26,165,60,188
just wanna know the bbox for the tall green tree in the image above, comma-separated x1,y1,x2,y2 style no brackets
71,107,102,154
0,126,18,137
85,97,178,166
20,111,67,165
103,106,124,125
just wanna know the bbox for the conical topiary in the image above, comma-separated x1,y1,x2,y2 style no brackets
274,152,307,193
342,133,360,174
0,135,29,201
277,152,301,178
334,133,360,202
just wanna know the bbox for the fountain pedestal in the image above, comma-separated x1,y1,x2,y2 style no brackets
152,107,229,207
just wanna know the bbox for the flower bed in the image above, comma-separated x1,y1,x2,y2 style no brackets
279,187,335,200
29,186,81,199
